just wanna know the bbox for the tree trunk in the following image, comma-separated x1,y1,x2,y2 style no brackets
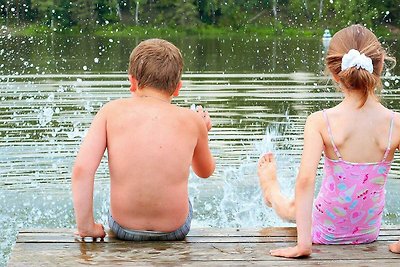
303,0,311,22
272,0,279,32
272,0,277,21
135,1,139,25
319,0,324,18
118,0,133,25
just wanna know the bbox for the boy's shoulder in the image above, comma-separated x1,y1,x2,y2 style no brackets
93,98,133,121
173,105,208,133
98,99,202,126
99,98,134,112
174,105,202,122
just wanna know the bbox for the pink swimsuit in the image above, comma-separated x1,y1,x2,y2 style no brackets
312,110,394,244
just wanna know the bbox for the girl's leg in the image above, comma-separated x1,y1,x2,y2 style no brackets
257,153,295,222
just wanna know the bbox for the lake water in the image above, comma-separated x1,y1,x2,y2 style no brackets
0,34,399,266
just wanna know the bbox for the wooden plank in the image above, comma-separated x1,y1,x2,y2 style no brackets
9,227,400,266
17,227,299,236
8,259,400,267
17,227,400,236
8,241,400,262
8,258,400,267
16,235,297,243
15,233,400,244
15,227,400,244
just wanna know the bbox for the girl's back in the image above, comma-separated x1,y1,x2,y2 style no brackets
321,100,400,164
312,101,400,244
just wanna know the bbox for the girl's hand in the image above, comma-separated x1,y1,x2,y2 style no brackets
389,241,400,253
75,223,106,240
270,245,312,258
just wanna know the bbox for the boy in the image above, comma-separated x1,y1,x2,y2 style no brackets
72,39,215,240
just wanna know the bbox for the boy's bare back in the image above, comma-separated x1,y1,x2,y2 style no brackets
72,39,215,238
105,97,210,231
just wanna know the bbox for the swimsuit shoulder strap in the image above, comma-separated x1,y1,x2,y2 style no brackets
382,111,395,162
322,109,343,160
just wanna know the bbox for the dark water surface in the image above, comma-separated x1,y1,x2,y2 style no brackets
0,34,399,265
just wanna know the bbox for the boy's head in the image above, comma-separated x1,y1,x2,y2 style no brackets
128,39,183,95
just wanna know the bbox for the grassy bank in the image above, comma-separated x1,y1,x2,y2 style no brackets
7,23,399,39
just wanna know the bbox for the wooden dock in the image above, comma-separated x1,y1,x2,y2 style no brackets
8,227,400,266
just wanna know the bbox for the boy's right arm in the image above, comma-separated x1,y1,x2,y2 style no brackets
191,107,215,178
71,105,109,238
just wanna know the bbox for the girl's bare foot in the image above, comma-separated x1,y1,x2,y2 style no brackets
257,152,279,207
389,241,400,254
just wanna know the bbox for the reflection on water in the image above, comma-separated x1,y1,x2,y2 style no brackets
1,35,399,75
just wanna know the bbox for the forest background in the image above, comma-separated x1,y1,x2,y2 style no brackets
1,0,399,36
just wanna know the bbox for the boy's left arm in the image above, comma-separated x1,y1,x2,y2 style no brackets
191,107,215,178
72,107,108,238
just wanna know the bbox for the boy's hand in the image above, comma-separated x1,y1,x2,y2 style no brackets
75,223,106,239
194,105,212,131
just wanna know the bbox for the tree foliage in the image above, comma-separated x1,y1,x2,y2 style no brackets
1,0,399,31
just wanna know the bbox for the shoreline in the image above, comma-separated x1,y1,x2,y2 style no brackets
4,23,400,38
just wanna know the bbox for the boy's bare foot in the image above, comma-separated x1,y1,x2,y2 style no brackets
389,241,400,253
257,152,279,207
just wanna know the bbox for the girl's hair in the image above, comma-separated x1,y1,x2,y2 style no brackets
326,24,396,106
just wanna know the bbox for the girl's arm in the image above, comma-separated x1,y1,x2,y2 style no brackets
389,113,400,253
270,112,324,258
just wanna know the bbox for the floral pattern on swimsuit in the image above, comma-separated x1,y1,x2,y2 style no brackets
311,110,394,245
312,158,391,244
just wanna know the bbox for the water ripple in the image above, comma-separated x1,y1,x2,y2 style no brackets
1,72,400,265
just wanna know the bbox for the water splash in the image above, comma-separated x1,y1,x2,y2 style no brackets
189,114,299,228
38,107,54,126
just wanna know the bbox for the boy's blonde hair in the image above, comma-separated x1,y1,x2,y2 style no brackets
326,24,396,106
128,39,183,95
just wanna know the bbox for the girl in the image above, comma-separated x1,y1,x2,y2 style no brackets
258,24,400,258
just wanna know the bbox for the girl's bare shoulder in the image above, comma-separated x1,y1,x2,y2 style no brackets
306,110,325,129
393,111,400,133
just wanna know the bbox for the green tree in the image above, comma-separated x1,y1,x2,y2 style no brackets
31,0,55,25
371,0,400,26
96,0,119,25
196,0,221,25
141,0,199,27
117,0,132,24
69,0,97,29
2,0,400,33
333,0,378,28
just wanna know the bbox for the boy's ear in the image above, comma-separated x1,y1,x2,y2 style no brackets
128,75,138,92
172,81,182,97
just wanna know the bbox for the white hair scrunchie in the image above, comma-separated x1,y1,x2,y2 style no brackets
341,49,374,74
